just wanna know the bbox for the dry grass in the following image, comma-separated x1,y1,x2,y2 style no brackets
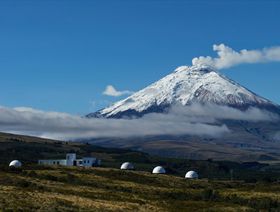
0,166,279,211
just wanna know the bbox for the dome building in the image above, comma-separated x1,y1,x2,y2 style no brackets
152,166,166,174
185,170,198,179
120,162,134,170
9,160,22,168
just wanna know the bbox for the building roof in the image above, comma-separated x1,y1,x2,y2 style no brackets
185,170,198,179
152,166,166,174
120,162,134,170
9,160,22,168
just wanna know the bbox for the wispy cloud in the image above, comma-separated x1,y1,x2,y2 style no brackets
192,44,280,69
0,104,277,141
103,85,134,97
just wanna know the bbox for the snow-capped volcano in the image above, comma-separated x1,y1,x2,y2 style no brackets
88,65,279,118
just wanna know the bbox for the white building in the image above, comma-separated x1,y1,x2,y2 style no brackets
38,153,101,167
185,170,198,179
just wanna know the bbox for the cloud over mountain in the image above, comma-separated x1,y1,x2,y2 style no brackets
192,44,280,69
0,104,277,140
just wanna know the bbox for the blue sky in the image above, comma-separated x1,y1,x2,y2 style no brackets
0,0,280,115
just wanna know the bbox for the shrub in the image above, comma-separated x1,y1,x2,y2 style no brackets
16,179,32,188
201,188,220,201
43,174,58,181
27,170,38,177
248,197,278,209
244,178,257,183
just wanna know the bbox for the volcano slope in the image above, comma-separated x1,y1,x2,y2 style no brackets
86,65,280,161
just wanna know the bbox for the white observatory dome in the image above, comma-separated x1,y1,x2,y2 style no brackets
120,162,134,170
9,160,22,168
185,170,198,179
152,166,166,174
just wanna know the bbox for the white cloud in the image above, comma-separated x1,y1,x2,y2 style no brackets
192,44,280,69
0,104,278,141
103,85,134,97
0,105,229,140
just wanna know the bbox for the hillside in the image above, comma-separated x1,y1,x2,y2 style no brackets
86,119,280,162
1,132,280,210
1,131,280,180
1,166,280,211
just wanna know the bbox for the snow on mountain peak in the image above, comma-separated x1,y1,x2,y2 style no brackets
88,65,277,118
173,64,216,73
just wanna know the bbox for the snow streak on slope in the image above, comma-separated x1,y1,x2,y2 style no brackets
88,65,277,118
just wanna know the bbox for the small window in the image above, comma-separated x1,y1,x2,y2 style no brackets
53,161,56,165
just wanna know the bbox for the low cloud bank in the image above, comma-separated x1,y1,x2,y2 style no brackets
192,44,280,69
0,104,277,140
